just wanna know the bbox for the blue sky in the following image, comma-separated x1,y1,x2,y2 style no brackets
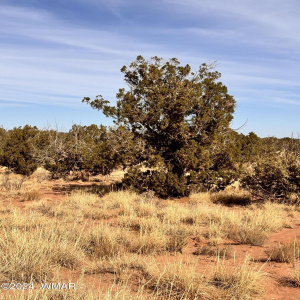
0,0,299,137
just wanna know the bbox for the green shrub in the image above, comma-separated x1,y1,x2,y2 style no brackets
123,168,188,197
0,126,39,176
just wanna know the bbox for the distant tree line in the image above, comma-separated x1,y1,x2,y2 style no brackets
0,124,140,178
1,123,299,201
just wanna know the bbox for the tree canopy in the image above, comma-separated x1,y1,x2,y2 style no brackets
83,55,236,196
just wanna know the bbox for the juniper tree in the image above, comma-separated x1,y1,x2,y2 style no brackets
0,125,39,175
83,56,236,196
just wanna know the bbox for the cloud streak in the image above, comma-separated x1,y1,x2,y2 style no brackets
0,1,299,136
0,4,162,107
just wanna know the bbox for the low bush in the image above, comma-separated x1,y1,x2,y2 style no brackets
211,189,252,206
241,154,300,203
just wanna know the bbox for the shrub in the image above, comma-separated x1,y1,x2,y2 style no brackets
211,189,252,206
31,167,51,183
0,126,39,176
123,168,187,197
0,172,26,191
241,155,300,202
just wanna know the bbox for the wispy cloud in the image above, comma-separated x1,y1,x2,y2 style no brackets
0,101,27,108
165,0,300,51
0,1,299,136
273,98,300,105
0,4,163,107
0,5,153,56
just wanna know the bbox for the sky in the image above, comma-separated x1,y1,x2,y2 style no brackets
0,0,299,137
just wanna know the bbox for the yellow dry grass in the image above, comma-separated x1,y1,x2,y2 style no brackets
0,176,297,299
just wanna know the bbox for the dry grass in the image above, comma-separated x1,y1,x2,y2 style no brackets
289,259,300,288
267,240,300,263
0,170,49,202
31,167,51,183
143,256,214,299
0,171,25,191
0,225,84,282
143,255,265,300
78,224,130,258
3,278,148,300
227,224,269,246
188,191,212,204
0,228,55,282
0,175,297,299
193,245,232,259
274,244,300,288
0,208,49,231
211,256,265,299
203,201,286,246
22,190,43,201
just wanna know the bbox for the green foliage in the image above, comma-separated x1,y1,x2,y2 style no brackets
123,168,187,197
73,124,136,175
0,127,6,158
33,125,137,179
0,125,39,175
83,56,237,196
240,132,261,163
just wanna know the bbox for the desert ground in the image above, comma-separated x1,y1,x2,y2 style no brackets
1,167,300,299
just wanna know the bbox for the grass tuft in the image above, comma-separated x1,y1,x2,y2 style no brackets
211,256,265,299
267,240,300,263
22,190,43,201
193,245,232,259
